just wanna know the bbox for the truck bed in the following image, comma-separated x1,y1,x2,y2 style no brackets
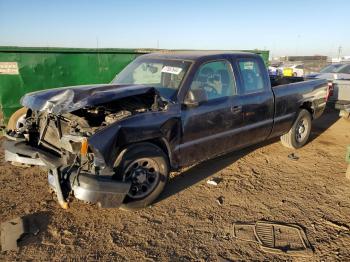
269,75,305,87
269,77,328,138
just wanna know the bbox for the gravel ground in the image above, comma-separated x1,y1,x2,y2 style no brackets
1,109,350,261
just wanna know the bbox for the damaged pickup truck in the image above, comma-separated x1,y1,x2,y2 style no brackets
4,52,329,210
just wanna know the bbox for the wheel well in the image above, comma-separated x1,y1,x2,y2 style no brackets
117,138,173,169
147,138,173,167
300,102,314,118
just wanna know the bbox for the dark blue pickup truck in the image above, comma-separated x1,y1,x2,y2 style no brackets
4,51,329,209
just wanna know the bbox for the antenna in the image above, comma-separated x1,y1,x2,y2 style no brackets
338,46,342,60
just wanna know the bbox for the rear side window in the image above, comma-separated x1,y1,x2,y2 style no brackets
237,59,265,94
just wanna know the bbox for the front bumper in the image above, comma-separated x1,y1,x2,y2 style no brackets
49,171,131,208
4,140,131,208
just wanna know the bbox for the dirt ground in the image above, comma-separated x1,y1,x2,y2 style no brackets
1,109,350,261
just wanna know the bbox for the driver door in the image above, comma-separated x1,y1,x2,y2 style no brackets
178,60,240,166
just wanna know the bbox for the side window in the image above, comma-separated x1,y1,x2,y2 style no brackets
189,60,236,101
238,59,265,94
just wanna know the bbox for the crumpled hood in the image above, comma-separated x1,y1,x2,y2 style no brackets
21,84,158,114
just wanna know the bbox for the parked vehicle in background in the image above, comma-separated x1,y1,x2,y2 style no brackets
283,64,304,77
329,80,350,120
268,65,283,76
290,64,304,77
4,51,329,210
306,62,350,80
305,63,350,119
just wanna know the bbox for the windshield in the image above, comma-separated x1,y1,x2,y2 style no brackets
320,63,350,74
112,57,192,100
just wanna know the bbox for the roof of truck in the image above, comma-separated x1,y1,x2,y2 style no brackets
141,50,260,60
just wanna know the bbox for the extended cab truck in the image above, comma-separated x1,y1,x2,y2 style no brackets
4,52,329,210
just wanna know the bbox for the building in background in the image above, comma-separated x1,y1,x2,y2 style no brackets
271,55,328,75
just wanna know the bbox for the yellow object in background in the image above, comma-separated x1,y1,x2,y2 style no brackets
283,68,293,77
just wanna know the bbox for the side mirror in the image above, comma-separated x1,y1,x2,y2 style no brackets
183,89,208,107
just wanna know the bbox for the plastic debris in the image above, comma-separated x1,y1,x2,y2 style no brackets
207,177,223,186
288,153,299,160
216,196,225,205
1,212,49,251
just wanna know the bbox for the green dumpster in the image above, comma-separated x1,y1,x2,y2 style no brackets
0,46,269,125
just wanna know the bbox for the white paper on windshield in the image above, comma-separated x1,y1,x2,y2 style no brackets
161,66,182,75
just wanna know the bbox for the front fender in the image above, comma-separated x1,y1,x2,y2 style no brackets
88,109,182,169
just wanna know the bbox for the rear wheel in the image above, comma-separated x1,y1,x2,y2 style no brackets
116,143,169,210
7,107,28,130
280,109,312,149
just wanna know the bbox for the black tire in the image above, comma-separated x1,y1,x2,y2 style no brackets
7,107,28,130
280,109,312,149
116,143,169,210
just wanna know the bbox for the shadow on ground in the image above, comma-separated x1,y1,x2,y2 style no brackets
18,211,52,248
157,138,277,203
157,108,340,203
309,107,340,142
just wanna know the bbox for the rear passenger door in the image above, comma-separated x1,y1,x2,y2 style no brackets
232,57,274,148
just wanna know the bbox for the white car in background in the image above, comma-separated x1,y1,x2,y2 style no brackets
290,64,304,77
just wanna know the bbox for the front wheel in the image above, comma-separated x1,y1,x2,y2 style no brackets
280,109,312,149
116,143,169,210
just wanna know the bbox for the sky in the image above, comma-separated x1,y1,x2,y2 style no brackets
0,0,349,57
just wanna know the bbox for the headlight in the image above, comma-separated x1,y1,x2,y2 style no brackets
60,135,88,154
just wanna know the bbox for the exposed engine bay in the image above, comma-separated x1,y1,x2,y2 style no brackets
8,90,166,157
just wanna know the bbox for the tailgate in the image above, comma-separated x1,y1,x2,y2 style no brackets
331,80,350,101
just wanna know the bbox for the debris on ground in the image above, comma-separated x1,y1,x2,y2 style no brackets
216,196,225,206
322,218,350,231
206,177,223,186
288,153,299,160
0,213,49,251
1,217,37,251
233,221,313,257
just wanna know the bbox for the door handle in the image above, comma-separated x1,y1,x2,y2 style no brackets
231,105,242,114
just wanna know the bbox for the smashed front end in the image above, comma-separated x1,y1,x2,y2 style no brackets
4,85,166,208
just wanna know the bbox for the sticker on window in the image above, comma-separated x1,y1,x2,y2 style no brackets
161,66,182,75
